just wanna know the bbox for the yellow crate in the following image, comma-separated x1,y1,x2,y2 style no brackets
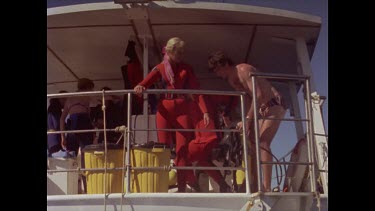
130,147,170,192
84,144,124,194
84,144,170,194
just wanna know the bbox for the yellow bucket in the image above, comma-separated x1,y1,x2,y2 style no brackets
130,146,170,192
83,144,124,194
83,143,170,194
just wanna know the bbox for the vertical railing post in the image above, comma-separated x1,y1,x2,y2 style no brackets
126,93,132,193
240,94,250,194
251,75,263,192
101,90,108,211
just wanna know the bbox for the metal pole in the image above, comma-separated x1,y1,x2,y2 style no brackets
48,160,318,173
257,117,309,122
240,94,250,194
47,165,246,173
251,76,262,192
47,128,119,135
130,128,239,132
101,90,108,211
48,89,246,99
120,125,127,211
126,93,132,193
305,79,317,193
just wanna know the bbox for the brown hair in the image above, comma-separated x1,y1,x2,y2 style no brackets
208,50,233,72
77,78,94,91
101,86,111,91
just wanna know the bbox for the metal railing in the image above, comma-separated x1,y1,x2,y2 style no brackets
47,89,251,194
47,73,321,197
250,72,317,193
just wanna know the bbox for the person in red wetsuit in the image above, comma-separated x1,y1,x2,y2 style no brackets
188,97,233,192
134,37,210,192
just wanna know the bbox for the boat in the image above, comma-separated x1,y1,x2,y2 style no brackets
47,1,328,210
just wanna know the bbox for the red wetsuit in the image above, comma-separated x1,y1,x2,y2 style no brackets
138,62,208,191
188,95,238,185
188,103,222,184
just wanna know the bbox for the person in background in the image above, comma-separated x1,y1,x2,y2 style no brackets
60,78,95,155
208,50,287,192
47,90,67,157
60,78,95,194
92,86,124,145
134,37,210,192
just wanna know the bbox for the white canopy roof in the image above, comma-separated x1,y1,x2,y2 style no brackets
47,1,321,95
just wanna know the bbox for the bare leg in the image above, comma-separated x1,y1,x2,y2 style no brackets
258,106,286,192
260,142,273,191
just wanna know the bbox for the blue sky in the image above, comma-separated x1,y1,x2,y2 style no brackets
227,0,328,125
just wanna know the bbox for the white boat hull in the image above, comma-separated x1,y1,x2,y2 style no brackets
47,193,327,211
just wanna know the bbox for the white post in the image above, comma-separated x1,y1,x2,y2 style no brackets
310,92,328,193
296,37,328,194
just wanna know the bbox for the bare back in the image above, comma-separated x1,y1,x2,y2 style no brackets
64,96,91,115
232,63,278,106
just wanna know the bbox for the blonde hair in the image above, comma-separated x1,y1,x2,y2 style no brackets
165,37,185,53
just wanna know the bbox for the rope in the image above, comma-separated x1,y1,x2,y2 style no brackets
246,197,255,211
115,133,124,145
315,191,321,211
164,165,171,171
